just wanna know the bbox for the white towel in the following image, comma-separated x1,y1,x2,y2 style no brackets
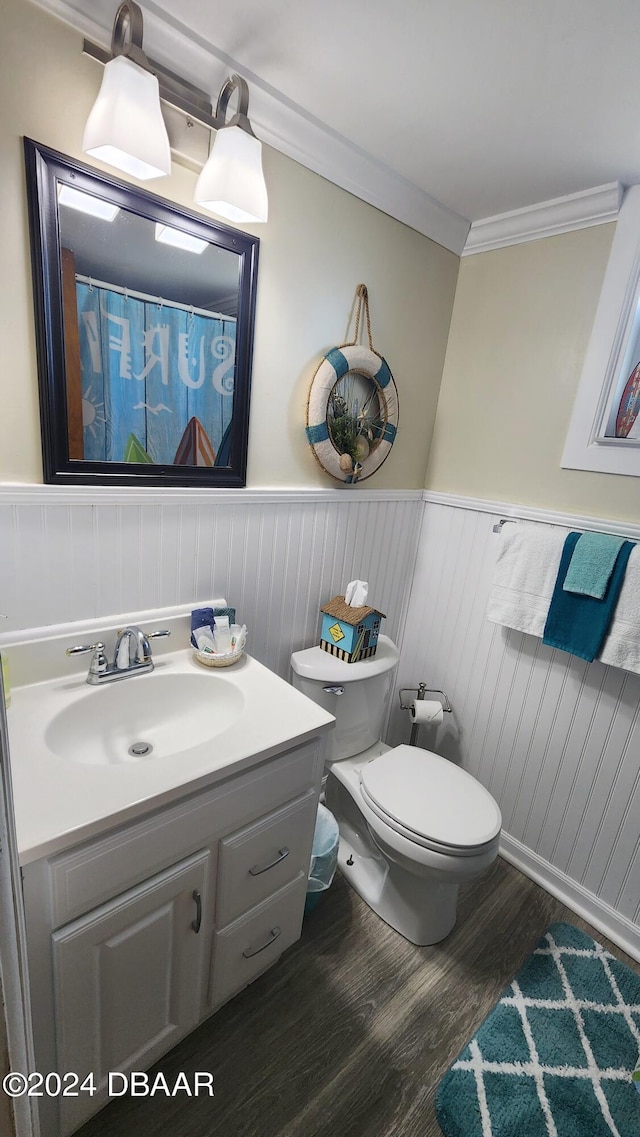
487,521,567,638
599,544,640,673
487,520,640,676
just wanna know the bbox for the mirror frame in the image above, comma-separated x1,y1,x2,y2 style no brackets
24,138,260,487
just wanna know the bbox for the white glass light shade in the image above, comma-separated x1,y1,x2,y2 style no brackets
194,125,268,224
82,55,171,181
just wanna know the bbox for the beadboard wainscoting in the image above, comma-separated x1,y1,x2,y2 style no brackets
0,488,422,682
389,493,640,959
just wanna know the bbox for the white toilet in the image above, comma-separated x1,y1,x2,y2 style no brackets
290,634,502,945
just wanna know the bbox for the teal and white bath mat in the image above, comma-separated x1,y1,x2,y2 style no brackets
436,922,640,1137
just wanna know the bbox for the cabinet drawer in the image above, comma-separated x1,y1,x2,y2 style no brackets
216,790,316,926
210,874,307,1008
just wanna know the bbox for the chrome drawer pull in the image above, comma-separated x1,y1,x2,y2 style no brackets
242,926,281,959
191,889,202,933
249,847,290,876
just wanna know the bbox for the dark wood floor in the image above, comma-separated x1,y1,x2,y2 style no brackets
76,858,639,1137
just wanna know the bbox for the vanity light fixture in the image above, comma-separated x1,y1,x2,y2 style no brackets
193,76,269,224
154,222,209,254
82,3,170,180
57,184,120,220
82,1,268,222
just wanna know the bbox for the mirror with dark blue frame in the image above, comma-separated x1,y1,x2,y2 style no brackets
24,138,259,487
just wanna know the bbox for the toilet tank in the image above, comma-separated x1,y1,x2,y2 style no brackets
290,634,399,762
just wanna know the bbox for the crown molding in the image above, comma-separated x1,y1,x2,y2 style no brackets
253,106,469,255
462,182,623,256
29,0,470,254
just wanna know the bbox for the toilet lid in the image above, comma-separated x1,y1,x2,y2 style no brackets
359,745,501,850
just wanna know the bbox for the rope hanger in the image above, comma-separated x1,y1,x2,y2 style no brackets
346,283,374,351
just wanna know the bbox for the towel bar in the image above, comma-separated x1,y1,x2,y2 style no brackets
491,516,637,541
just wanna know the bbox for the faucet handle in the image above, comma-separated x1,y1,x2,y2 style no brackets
66,641,106,655
114,629,171,641
66,642,109,677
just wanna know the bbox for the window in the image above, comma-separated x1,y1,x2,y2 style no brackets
562,185,640,477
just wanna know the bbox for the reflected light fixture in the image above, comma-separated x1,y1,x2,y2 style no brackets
82,1,268,221
154,222,209,254
57,184,120,220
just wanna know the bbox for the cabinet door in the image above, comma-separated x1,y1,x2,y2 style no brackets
52,850,210,1135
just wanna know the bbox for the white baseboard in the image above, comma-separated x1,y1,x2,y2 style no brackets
499,831,640,963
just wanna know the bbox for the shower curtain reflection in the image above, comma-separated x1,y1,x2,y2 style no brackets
72,278,236,467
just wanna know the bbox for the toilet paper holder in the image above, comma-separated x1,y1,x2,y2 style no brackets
399,683,453,714
400,683,452,747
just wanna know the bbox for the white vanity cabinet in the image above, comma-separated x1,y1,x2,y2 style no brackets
21,739,325,1137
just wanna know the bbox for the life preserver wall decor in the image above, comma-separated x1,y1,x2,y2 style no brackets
305,284,399,483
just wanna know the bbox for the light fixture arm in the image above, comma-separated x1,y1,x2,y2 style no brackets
84,3,257,136
215,75,256,138
110,0,147,68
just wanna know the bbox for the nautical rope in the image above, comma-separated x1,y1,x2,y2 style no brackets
348,283,374,350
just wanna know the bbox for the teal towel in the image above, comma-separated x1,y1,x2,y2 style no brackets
543,532,635,662
562,531,626,598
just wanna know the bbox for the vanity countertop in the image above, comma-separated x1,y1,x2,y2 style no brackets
7,649,334,865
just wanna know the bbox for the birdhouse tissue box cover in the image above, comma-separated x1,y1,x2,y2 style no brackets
319,596,385,663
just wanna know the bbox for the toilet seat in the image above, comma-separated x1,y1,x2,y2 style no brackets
359,745,501,856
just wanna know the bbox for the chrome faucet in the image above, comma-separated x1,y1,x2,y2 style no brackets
115,626,153,670
67,627,171,685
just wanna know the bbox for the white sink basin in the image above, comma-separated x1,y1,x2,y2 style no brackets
6,641,335,864
44,672,245,765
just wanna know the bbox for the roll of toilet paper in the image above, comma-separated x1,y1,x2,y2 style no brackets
410,699,443,726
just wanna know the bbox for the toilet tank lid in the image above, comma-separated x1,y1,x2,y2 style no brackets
290,634,399,682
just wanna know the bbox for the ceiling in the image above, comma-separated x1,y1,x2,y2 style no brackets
35,0,640,251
